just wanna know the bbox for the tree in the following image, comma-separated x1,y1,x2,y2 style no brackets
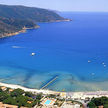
88,97,108,108
3,97,17,105
25,92,33,97
104,104,108,108
10,89,24,97
0,92,9,101
87,101,97,108
36,93,42,100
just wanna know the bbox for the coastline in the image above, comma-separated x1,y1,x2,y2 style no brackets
37,19,72,23
1,82,108,100
0,19,71,39
49,19,72,22
0,25,40,39
0,82,58,95
0,20,71,39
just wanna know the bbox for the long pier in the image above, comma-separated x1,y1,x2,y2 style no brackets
41,76,58,89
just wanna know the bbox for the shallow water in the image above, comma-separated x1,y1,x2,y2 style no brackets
0,12,108,92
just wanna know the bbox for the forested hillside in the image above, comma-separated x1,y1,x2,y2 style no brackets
0,4,65,38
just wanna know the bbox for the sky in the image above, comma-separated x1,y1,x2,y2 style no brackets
0,0,108,12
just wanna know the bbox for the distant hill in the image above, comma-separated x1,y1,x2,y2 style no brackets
0,4,65,38
0,17,37,35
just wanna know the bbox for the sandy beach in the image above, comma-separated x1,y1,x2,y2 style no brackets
1,82,108,100
0,82,58,95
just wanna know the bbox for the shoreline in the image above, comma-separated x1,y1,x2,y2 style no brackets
49,19,72,22
0,19,71,39
0,25,40,39
0,82,108,100
0,82,58,95
1,82,108,100
0,82,108,95
37,19,72,23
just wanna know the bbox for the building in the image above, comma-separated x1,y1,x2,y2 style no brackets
9,88,14,92
61,103,80,108
60,92,66,98
0,86,7,91
27,101,33,104
0,102,18,108
98,106,104,108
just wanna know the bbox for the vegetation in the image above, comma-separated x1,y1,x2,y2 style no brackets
0,4,65,38
0,17,37,37
54,98,65,107
0,4,64,22
0,88,42,108
46,94,57,98
88,97,108,108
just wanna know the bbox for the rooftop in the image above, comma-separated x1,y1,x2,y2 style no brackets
0,102,18,108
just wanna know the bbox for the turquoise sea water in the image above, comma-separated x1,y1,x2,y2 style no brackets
0,12,108,92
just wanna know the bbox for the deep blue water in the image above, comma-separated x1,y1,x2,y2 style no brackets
0,12,108,92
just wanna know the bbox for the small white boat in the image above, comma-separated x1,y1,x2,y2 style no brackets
31,53,36,56
88,60,91,63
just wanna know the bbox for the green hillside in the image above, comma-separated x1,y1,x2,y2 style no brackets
0,4,65,38
0,5,65,22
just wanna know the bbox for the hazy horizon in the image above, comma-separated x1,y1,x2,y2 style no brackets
0,0,107,12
